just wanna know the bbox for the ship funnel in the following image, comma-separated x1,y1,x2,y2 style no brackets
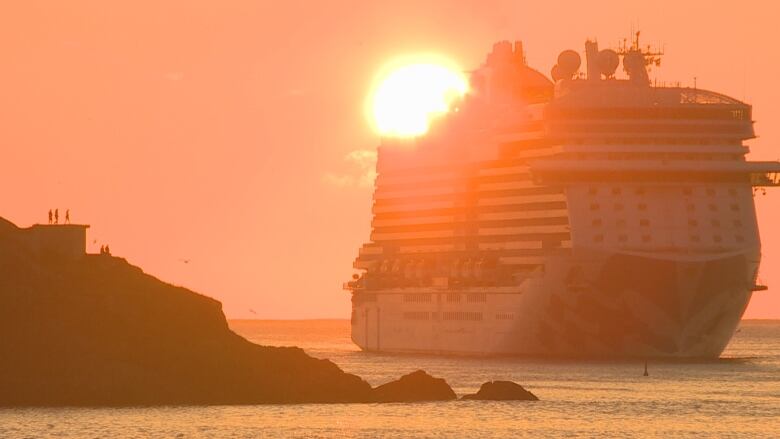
513,41,526,65
585,40,600,81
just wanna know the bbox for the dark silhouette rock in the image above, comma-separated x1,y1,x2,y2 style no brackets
461,381,539,401
372,370,457,402
0,218,374,406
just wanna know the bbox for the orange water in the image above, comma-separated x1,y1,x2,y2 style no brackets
2,320,778,438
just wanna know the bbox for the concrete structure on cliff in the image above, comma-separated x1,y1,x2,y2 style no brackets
0,218,88,260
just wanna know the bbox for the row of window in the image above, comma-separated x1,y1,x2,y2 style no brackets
592,233,746,244
574,152,741,161
568,138,741,146
590,201,741,213
592,218,744,228
590,202,647,211
401,311,515,322
588,186,742,197
686,203,741,212
404,294,432,303
466,293,487,303
405,293,488,303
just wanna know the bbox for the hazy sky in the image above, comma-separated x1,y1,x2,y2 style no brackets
2,1,779,318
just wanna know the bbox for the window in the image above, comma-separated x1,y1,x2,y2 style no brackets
713,235,723,243
495,313,515,320
590,203,600,211
618,234,628,243
708,204,718,212
445,293,460,303
683,187,693,196
594,234,604,243
729,188,737,196
690,234,701,242
637,203,648,211
639,219,650,227
466,293,487,303
687,204,696,212
733,220,743,227
403,311,430,321
616,219,626,227
688,219,699,226
706,188,716,196
730,204,740,212
736,235,745,243
588,187,598,195
404,294,432,303
635,187,646,195
711,219,721,227
443,311,483,321
612,187,622,195
642,235,652,243
592,219,603,226
614,203,624,211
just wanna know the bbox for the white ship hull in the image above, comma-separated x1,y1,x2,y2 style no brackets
351,248,758,358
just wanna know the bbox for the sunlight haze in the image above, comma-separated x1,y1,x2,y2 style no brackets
1,1,778,319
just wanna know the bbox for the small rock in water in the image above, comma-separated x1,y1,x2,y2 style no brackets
372,370,457,402
461,380,539,401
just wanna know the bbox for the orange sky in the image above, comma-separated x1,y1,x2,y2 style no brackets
1,1,779,319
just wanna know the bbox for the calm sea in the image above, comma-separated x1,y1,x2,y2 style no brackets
2,319,778,438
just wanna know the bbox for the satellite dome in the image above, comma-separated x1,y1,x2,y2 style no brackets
557,50,581,77
598,49,620,78
551,64,564,82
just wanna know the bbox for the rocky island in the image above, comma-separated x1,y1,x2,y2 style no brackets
0,217,536,406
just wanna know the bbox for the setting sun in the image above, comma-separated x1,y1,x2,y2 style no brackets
370,57,468,137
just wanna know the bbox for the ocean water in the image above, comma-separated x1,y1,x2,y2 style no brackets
2,320,779,438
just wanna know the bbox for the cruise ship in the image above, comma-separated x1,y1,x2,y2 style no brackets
345,36,780,358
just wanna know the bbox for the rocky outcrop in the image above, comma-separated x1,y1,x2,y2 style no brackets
372,370,457,402
0,218,375,406
461,381,539,401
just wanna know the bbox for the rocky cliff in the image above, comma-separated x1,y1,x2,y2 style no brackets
0,218,375,406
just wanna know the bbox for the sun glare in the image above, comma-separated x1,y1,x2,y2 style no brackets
369,56,468,137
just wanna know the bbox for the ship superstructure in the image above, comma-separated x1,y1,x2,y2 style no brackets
346,36,780,358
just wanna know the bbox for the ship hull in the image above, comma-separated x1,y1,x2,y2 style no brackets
351,249,757,358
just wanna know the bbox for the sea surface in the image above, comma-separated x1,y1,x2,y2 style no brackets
2,319,779,438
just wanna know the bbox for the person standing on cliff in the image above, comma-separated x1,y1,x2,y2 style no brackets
48,209,53,224
54,209,59,224
65,209,70,224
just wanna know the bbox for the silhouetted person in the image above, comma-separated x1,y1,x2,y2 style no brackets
48,209,53,224
65,209,70,224
643,361,649,377
100,245,105,255
54,209,59,225
105,245,110,255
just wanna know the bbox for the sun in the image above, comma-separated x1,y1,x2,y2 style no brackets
369,55,468,137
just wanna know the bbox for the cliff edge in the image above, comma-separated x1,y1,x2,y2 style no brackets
0,218,374,406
